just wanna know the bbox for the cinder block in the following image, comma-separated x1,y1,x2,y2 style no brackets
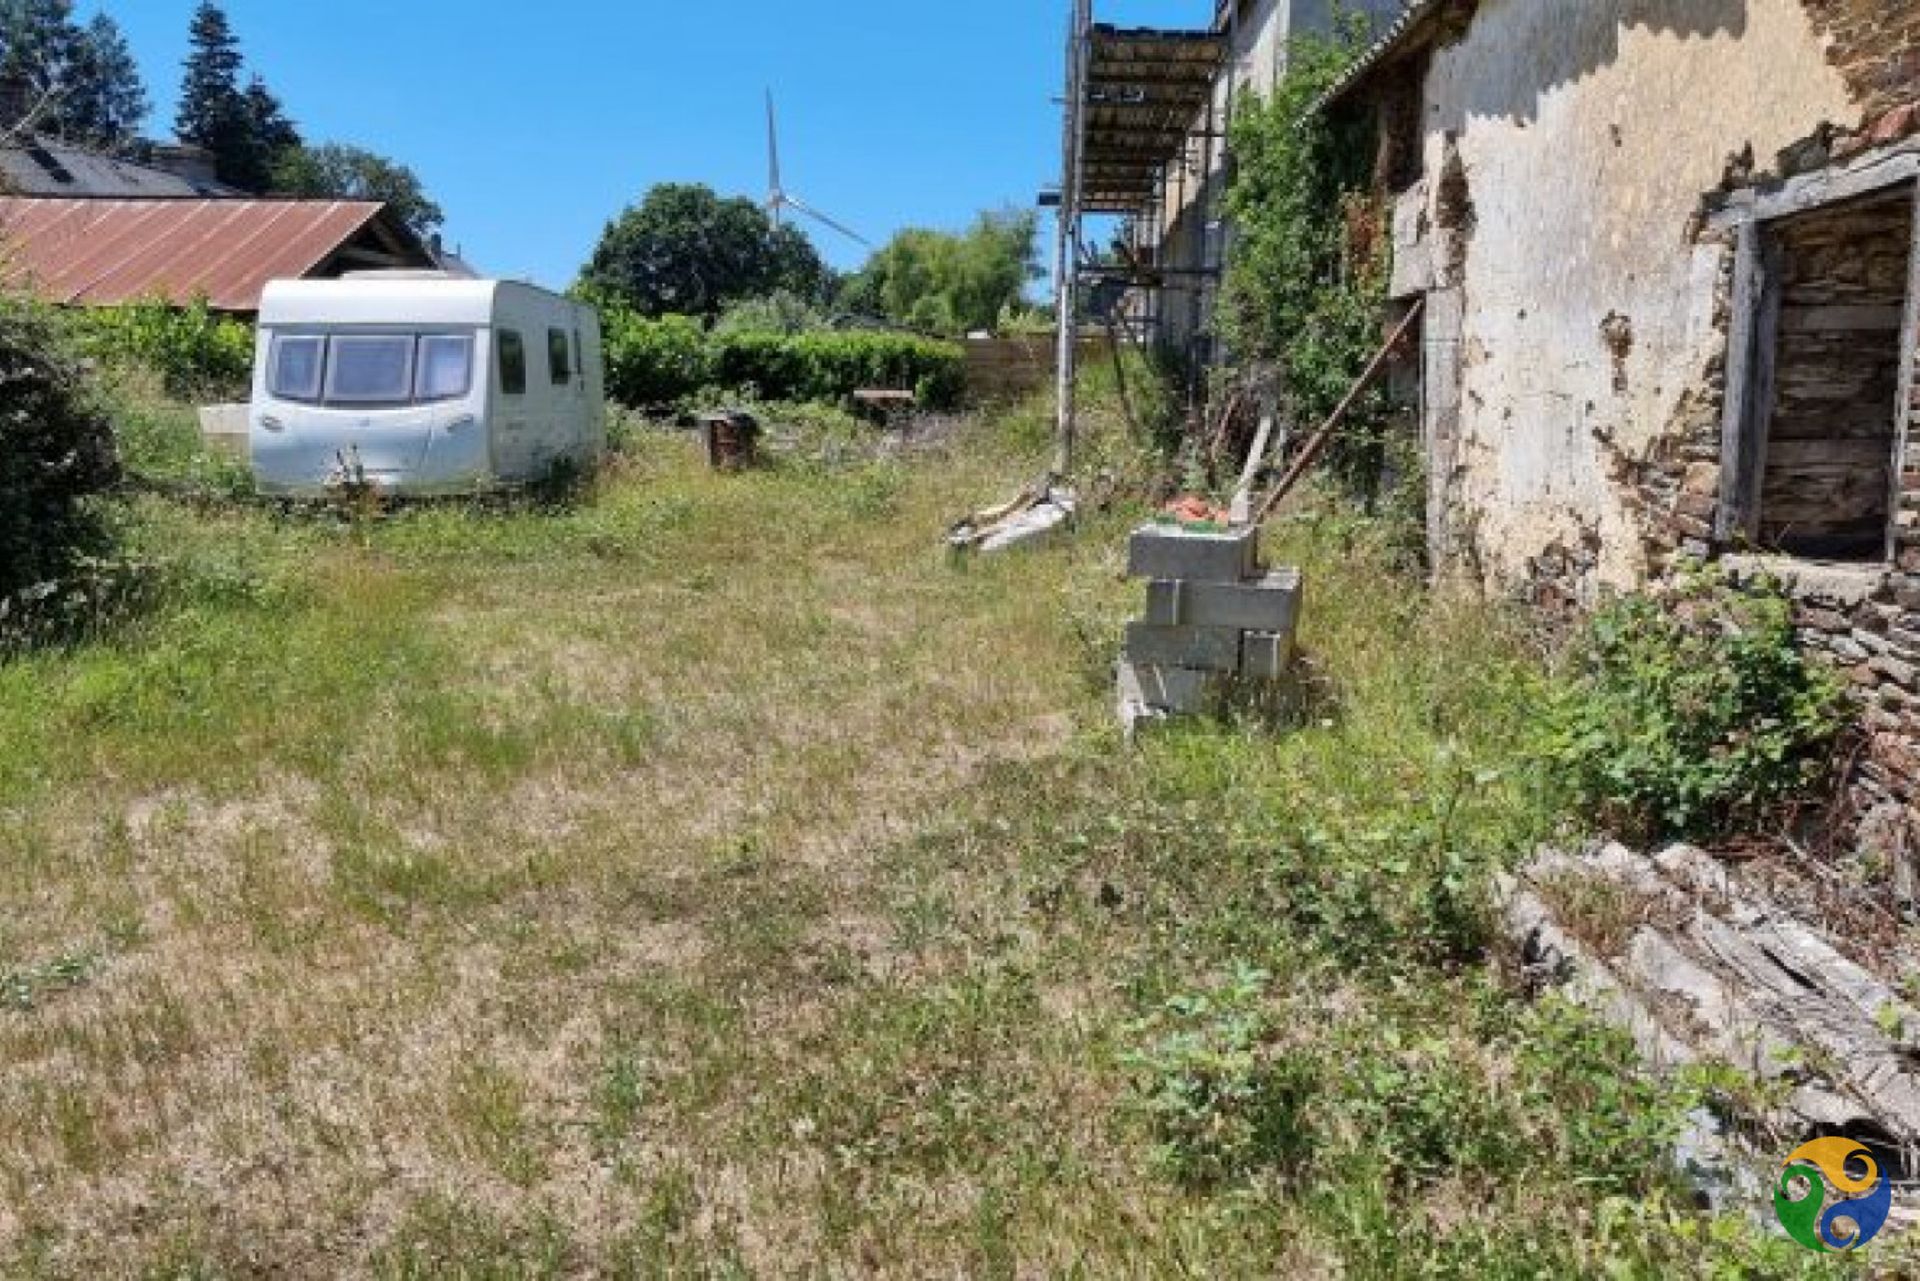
1125,623,1242,672
1181,570,1304,632
1127,524,1260,583
1118,659,1217,714
1143,579,1184,625
1242,630,1295,680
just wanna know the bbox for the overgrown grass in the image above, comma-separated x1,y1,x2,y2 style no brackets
0,390,1890,1276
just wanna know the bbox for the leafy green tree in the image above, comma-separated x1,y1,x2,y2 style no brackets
272,142,443,238
839,209,1040,336
175,2,297,191
579,183,829,320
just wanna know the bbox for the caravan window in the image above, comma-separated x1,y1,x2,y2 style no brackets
548,328,572,384
499,330,527,395
268,335,324,402
416,335,474,402
326,335,415,405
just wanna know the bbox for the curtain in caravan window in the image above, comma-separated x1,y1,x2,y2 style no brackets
326,336,415,404
269,335,324,401
416,335,474,402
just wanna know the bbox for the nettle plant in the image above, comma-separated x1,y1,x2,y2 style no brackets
1542,562,1846,841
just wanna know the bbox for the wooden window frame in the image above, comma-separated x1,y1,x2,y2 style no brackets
1717,175,1920,563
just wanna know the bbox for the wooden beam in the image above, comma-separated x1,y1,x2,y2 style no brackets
1709,142,1920,231
1253,298,1425,526
1887,183,1920,562
1717,222,1781,544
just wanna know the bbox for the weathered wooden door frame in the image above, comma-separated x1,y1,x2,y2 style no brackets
1716,173,1920,561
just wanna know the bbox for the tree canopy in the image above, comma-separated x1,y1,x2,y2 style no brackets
175,1,299,191
839,209,1040,337
272,142,444,239
579,183,830,320
0,1,147,152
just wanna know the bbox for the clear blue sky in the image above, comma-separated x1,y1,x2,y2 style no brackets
97,0,1204,290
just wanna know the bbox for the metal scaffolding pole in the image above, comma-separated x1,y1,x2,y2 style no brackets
1052,0,1091,478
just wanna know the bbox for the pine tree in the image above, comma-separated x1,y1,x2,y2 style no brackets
0,0,82,134
243,75,297,157
61,13,146,152
175,0,255,186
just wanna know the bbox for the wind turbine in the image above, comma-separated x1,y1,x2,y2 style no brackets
765,91,870,248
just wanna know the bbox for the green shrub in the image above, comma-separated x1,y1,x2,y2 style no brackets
712,289,832,336
711,330,964,409
599,306,965,411
69,297,255,401
1542,563,1846,840
1222,19,1395,495
0,295,122,641
600,310,714,408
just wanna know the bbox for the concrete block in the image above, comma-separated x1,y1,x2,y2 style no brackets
1242,630,1295,680
1125,623,1243,672
198,403,250,461
1143,579,1183,625
1180,570,1303,633
1127,524,1260,583
1118,659,1217,715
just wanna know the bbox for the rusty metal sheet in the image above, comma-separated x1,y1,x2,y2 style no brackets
0,198,387,311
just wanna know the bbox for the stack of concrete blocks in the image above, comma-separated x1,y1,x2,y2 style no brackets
1118,523,1303,726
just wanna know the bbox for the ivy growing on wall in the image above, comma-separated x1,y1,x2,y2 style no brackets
1222,18,1396,494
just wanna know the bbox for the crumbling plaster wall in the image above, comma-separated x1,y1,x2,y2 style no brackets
1400,0,1855,595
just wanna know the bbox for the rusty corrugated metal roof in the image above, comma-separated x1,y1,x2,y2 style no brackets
0,198,391,311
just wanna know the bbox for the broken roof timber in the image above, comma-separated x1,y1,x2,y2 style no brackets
1081,23,1228,214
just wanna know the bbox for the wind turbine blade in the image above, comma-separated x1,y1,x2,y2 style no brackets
784,194,870,247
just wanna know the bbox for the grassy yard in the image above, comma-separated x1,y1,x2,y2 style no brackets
0,396,1879,1277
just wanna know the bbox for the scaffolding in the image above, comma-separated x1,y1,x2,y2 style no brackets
1054,3,1231,472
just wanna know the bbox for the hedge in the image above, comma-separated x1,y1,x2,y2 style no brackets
601,309,963,411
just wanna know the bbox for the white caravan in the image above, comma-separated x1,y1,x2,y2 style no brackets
250,275,606,496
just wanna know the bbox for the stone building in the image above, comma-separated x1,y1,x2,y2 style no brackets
1328,0,1920,848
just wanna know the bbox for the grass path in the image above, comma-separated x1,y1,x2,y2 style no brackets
0,423,1137,1274
0,413,1874,1277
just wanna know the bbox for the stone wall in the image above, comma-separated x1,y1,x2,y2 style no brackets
1802,0,1920,124
1755,562,1920,861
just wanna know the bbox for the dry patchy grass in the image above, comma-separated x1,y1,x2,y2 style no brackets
0,404,1881,1278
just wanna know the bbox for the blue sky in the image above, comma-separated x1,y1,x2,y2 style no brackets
99,0,1203,290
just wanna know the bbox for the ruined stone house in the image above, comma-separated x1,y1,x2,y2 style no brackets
1324,0,1920,850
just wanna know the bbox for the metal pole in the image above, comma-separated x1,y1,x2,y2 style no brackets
1052,0,1091,479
